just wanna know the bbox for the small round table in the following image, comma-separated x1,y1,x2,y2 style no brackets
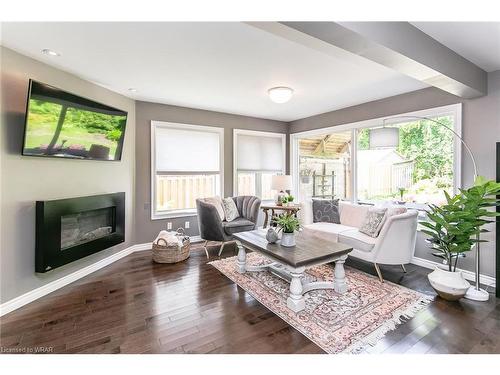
261,204,301,228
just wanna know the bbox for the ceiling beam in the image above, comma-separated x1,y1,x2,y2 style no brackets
248,22,487,98
313,134,333,155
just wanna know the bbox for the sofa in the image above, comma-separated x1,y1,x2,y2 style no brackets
300,200,418,282
196,196,261,258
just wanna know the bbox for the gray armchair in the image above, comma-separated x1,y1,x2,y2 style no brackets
196,196,261,258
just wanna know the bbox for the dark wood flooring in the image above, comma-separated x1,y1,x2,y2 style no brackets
1,243,499,354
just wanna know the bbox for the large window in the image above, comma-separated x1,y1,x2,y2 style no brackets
291,104,461,209
234,130,286,200
357,116,455,206
151,121,223,219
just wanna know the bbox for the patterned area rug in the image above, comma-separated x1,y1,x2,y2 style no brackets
210,253,432,354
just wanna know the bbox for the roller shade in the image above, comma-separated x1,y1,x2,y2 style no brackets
155,126,221,172
236,134,284,171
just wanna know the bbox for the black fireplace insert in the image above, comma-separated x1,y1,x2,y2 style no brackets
36,192,125,272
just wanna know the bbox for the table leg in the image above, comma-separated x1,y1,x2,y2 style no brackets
286,268,306,312
263,208,269,229
236,241,246,274
334,255,348,294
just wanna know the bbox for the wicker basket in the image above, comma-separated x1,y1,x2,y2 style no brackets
152,228,190,264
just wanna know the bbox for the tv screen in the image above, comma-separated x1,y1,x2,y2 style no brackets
22,80,127,161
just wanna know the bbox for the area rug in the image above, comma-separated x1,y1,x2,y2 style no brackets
209,253,432,354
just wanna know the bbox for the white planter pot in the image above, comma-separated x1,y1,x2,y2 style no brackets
427,267,470,301
280,232,296,247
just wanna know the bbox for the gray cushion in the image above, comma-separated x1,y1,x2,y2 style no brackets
359,208,387,237
222,218,255,235
312,199,340,223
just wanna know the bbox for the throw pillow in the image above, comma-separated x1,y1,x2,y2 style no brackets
204,196,225,221
359,208,388,237
312,199,340,223
222,197,239,222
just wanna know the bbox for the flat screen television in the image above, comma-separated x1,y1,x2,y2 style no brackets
22,80,127,161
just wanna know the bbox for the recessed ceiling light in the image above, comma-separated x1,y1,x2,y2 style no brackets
128,88,138,93
268,86,294,104
41,49,60,57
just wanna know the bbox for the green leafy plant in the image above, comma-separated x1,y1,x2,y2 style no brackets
282,195,295,204
273,213,300,234
420,176,500,271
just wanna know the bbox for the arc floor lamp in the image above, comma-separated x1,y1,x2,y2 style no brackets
380,115,488,302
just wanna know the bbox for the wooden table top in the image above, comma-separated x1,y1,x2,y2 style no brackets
261,204,300,210
233,229,352,268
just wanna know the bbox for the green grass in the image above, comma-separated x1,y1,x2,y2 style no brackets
25,99,125,158
25,121,118,156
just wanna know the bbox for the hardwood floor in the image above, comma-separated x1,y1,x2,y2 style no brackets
1,243,499,354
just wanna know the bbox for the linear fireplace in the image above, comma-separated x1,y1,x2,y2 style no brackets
36,192,125,273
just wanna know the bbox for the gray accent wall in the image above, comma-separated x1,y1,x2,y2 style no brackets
134,101,288,244
0,47,136,303
289,71,500,278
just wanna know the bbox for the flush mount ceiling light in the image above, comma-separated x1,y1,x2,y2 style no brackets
41,49,60,57
268,86,294,104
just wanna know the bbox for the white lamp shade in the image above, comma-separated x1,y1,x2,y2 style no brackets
369,127,399,149
271,175,292,191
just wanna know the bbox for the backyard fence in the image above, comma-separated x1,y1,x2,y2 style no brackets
156,174,218,211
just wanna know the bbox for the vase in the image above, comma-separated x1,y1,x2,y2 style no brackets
280,232,296,247
427,267,470,301
265,227,279,244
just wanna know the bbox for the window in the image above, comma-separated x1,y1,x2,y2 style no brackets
297,130,352,201
356,115,456,206
291,104,462,209
234,130,286,200
151,121,223,219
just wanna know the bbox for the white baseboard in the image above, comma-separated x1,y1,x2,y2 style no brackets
411,256,496,287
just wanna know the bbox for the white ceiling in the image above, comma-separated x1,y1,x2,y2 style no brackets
411,22,500,72
0,22,428,122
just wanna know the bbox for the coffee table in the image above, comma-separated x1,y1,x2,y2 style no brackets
233,229,352,313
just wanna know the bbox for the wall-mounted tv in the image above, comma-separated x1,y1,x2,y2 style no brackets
22,80,127,161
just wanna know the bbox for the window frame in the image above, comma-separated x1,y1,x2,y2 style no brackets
233,129,286,202
290,104,463,208
151,121,224,220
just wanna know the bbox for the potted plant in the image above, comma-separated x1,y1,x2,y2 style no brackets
300,168,313,184
420,176,500,301
282,195,295,207
273,213,300,247
397,187,406,204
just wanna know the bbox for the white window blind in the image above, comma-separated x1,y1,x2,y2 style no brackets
155,127,221,172
151,121,224,219
236,134,284,171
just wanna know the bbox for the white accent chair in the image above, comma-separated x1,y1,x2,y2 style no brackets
300,200,418,282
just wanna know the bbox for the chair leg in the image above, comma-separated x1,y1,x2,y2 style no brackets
374,263,384,283
203,240,209,259
218,242,226,257
401,264,407,273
